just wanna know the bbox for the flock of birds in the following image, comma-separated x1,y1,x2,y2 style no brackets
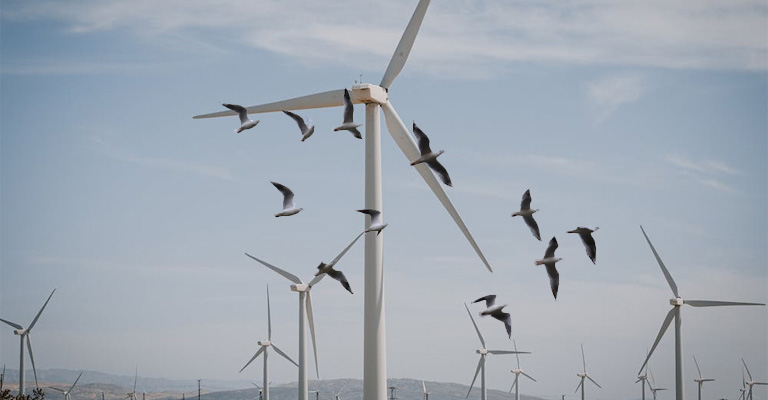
220,86,601,340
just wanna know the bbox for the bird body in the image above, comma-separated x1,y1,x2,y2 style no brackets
271,181,303,217
315,262,353,294
479,303,512,339
568,227,599,264
535,237,562,299
512,190,541,241
358,209,388,235
223,103,260,133
409,122,452,186
333,89,362,139
282,110,315,141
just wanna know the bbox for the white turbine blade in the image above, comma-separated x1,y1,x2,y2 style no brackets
742,359,754,382
239,346,266,373
488,350,530,355
693,355,702,378
50,388,65,393
28,289,56,331
466,357,485,398
244,253,302,284
69,372,83,392
379,0,431,90
521,372,537,382
685,300,765,307
133,367,138,394
587,375,602,389
308,271,326,288
0,318,22,330
581,343,586,373
575,380,583,393
638,308,676,374
271,343,299,368
309,232,364,286
509,376,517,393
464,303,486,348
267,285,272,341
27,335,39,388
640,226,679,298
306,291,320,379
194,89,347,119
381,101,492,272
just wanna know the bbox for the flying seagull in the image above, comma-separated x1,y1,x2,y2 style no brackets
315,262,353,294
271,181,303,217
511,190,541,241
535,237,563,299
568,226,599,264
409,122,452,187
357,209,388,235
473,295,512,339
222,103,260,133
333,89,362,139
282,110,315,142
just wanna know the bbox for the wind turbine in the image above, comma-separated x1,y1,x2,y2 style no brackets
421,381,429,400
508,339,535,400
637,226,766,400
334,387,345,400
252,383,263,400
742,358,767,400
0,288,55,395
692,355,714,400
244,232,363,400
194,2,493,397
636,355,652,400
738,367,748,400
125,368,138,400
574,344,601,400
464,303,528,400
240,286,298,400
648,369,667,400
50,372,83,400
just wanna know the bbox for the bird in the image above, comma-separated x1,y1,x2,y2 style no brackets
567,226,599,264
474,295,512,339
357,209,388,235
535,237,563,299
282,110,315,141
409,122,452,187
511,189,541,241
271,181,303,217
333,89,362,139
222,103,260,133
315,262,353,294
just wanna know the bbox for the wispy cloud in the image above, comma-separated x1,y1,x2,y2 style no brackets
665,153,741,193
111,153,236,181
587,75,646,121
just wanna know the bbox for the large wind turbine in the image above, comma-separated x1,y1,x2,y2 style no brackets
0,288,56,395
463,303,527,400
574,344,601,400
50,372,83,400
194,3,492,397
508,339,535,400
244,232,363,400
742,358,767,400
692,355,714,400
240,286,298,400
637,226,765,400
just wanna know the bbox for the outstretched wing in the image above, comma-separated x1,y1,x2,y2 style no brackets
545,264,559,299
327,269,353,294
271,181,295,209
343,89,355,124
426,159,452,187
580,232,597,264
412,122,432,155
520,189,532,210
544,237,558,259
523,215,541,241
222,103,249,124
283,110,308,132
472,294,496,308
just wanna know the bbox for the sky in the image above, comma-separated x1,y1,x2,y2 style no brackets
1,1,767,400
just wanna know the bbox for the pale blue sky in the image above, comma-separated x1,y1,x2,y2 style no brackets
1,1,766,400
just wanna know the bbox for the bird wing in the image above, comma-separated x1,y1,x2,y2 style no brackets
545,264,559,299
520,189,532,210
271,181,295,210
523,215,541,241
349,127,362,139
493,311,512,338
472,295,496,308
544,236,558,259
343,89,355,124
223,103,249,124
426,159,452,187
283,110,308,132
580,232,597,264
412,122,432,155
357,209,381,225
327,269,353,294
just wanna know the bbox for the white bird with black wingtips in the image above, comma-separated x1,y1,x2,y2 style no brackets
472,295,512,339
357,209,387,235
409,122,452,187
333,89,362,139
568,226,599,264
222,103,260,133
535,237,563,299
271,182,303,217
511,190,541,241
282,110,315,142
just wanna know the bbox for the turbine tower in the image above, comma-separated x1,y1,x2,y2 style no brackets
244,232,363,400
194,2,493,398
574,344,601,400
742,358,767,400
464,303,528,400
240,286,299,400
636,355,652,400
637,226,766,400
0,288,56,395
50,372,83,400
421,381,429,400
125,368,139,400
692,355,714,400
508,339,535,400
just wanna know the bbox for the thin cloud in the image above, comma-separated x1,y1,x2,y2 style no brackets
113,154,236,181
664,154,741,193
587,75,646,121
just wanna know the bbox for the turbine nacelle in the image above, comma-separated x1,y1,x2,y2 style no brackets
351,84,388,105
511,369,523,374
291,284,310,292
13,329,26,336
476,349,489,355
258,340,271,347
670,298,684,306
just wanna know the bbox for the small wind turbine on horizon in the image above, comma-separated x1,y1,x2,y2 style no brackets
463,303,528,400
742,358,767,400
636,352,652,400
648,369,667,400
125,368,139,400
637,225,766,400
0,288,56,395
692,355,714,400
50,372,83,400
574,344,601,400
508,339,535,400
240,286,298,400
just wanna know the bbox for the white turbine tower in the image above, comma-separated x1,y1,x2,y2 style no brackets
692,355,714,400
574,344,601,400
742,358,767,400
244,232,364,400
464,303,527,400
421,381,429,400
0,288,56,395
637,226,766,400
194,3,492,397
508,339,535,400
50,372,83,400
240,286,299,400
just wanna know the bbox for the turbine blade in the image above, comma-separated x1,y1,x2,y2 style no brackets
587,375,602,389
464,303,485,348
640,226,679,298
466,357,484,398
513,339,521,369
381,101,492,272
27,336,38,388
488,350,530,355
244,253,302,284
70,372,83,392
0,318,23,330
379,0,431,90
267,285,272,341
194,89,347,119
581,343,586,373
684,300,765,307
271,343,299,368
742,359,754,382
521,372,537,382
306,291,320,379
309,232,364,287
133,367,138,394
693,355,702,378
28,289,56,331
239,347,266,373
575,380,583,393
638,308,676,374
509,376,517,393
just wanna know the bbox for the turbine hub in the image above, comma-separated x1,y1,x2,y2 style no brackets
670,297,684,306
351,84,388,105
476,349,488,355
511,369,522,374
258,340,271,346
13,329,25,335
291,283,309,292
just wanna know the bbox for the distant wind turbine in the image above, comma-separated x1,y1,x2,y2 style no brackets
50,372,83,400
194,2,494,397
421,381,429,400
637,226,766,400
251,383,262,400
508,339,535,400
334,386,345,400
648,369,667,400
464,303,528,400
125,368,139,400
742,358,767,400
244,232,363,400
636,352,652,400
240,286,298,400
0,289,56,395
692,355,715,400
574,344,601,400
